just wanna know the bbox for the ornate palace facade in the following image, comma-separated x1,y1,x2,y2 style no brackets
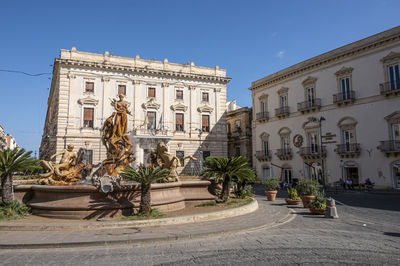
40,48,230,173
250,26,400,189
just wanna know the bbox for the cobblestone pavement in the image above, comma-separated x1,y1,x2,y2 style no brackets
1,190,399,265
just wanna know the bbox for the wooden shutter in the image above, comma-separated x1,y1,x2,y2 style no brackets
202,115,209,126
84,108,94,121
148,88,155,98
176,114,183,124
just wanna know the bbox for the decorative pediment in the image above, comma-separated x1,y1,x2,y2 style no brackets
381,52,400,63
278,127,291,136
170,102,188,112
142,97,160,110
258,93,268,100
277,87,289,95
385,111,400,123
78,96,99,106
259,132,269,141
197,104,213,113
337,116,357,127
335,67,354,76
302,117,319,129
302,76,317,87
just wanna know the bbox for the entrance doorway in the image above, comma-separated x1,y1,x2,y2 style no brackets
392,162,400,188
262,166,270,184
282,168,292,184
345,166,359,185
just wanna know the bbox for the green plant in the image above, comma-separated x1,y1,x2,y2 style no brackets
233,170,259,192
0,200,30,220
0,148,41,203
264,177,280,191
287,187,300,200
234,184,254,199
308,191,327,209
201,156,255,203
121,165,170,215
296,179,319,196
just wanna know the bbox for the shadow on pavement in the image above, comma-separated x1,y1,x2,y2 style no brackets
383,232,400,237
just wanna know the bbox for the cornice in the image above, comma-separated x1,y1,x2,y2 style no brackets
380,51,400,63
170,102,188,112
249,27,400,91
56,59,231,84
142,98,160,110
197,104,214,113
78,96,99,106
334,67,354,76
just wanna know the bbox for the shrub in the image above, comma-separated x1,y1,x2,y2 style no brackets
308,191,327,209
264,177,280,191
296,179,319,196
287,187,300,200
0,200,30,220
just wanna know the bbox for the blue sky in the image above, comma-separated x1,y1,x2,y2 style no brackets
0,0,399,154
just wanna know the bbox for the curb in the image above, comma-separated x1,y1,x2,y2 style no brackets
0,199,258,231
0,205,293,250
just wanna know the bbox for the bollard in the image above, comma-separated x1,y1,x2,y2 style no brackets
325,197,339,219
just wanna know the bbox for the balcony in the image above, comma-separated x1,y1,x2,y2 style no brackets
299,146,326,160
380,81,400,96
335,143,361,158
256,111,269,122
275,106,290,118
333,90,355,105
297,98,321,113
256,150,272,161
276,148,292,160
378,140,400,157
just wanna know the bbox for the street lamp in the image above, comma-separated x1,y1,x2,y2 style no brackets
318,116,326,187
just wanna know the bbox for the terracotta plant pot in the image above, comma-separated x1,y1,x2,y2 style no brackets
300,195,315,208
309,208,326,215
285,198,301,205
265,190,278,201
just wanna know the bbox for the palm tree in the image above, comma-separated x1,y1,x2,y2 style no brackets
121,165,170,215
202,156,255,203
0,149,41,203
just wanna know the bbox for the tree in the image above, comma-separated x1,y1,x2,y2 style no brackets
0,149,41,203
201,156,255,203
121,165,170,215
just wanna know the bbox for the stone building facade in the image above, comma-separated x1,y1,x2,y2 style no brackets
40,48,230,173
250,26,400,189
226,101,252,166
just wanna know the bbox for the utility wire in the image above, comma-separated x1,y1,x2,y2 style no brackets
0,69,51,77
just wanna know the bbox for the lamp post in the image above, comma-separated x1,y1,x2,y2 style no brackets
318,116,326,187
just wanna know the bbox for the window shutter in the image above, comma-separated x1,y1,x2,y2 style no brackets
148,88,155,98
202,115,209,126
84,108,94,121
176,114,183,124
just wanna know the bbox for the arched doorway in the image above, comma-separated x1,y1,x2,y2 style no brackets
344,161,359,185
392,161,400,188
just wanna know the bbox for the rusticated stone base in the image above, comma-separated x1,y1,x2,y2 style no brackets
14,181,215,220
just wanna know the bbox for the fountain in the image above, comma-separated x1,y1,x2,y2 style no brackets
15,94,214,219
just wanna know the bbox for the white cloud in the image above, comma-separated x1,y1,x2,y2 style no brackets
276,50,285,59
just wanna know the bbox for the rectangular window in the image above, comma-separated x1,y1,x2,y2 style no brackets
176,90,183,100
308,132,319,153
260,101,265,113
118,85,126,96
175,113,184,132
202,92,209,102
148,87,156,98
176,151,185,166
281,136,289,150
279,95,287,108
305,87,315,105
392,123,400,141
227,123,231,133
84,150,93,164
202,151,210,160
388,64,400,90
85,82,94,93
235,146,241,157
202,115,210,132
83,108,94,128
235,120,241,131
147,111,156,129
340,77,351,99
262,140,269,155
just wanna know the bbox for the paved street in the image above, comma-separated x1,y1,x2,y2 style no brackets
1,190,400,265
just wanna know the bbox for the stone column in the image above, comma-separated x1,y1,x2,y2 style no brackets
162,83,169,132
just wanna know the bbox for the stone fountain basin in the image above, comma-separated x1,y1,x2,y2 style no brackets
14,181,215,220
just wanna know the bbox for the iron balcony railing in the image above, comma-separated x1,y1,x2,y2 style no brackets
336,143,361,154
380,81,400,94
299,145,327,157
256,150,272,160
275,106,290,116
256,111,269,121
378,140,400,152
297,98,321,112
333,90,355,103
276,148,292,158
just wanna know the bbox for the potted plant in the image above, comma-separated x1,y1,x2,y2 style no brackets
308,191,327,215
285,187,301,205
296,179,319,208
264,177,280,201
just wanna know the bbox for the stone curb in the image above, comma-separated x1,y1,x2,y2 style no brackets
0,204,293,250
0,198,258,231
